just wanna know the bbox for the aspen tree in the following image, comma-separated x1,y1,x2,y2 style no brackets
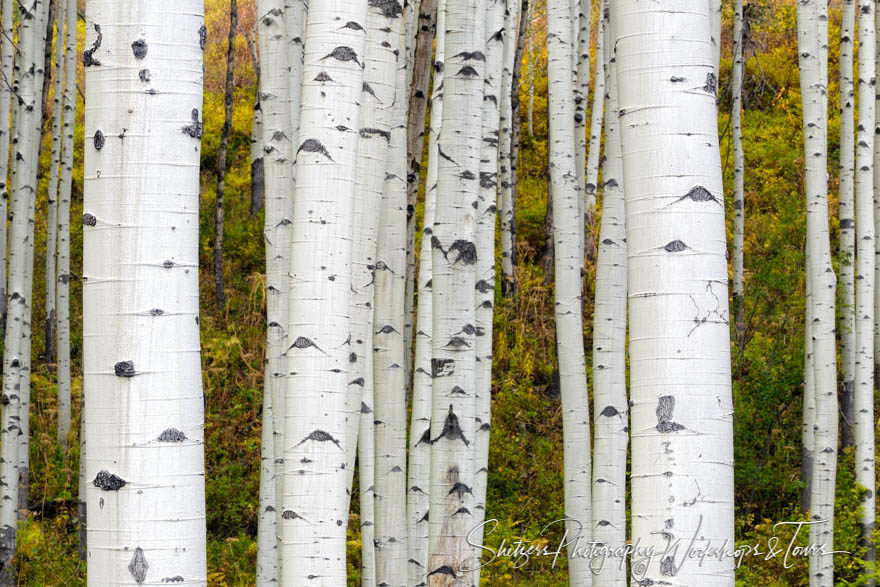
427,0,485,581
498,0,520,297
346,1,403,582
44,0,65,364
547,0,593,582
839,0,856,449
56,0,75,450
472,2,506,581
257,383,277,585
801,272,815,515
584,0,604,210
82,2,208,583
613,0,735,583
732,0,747,346
240,24,264,218
0,1,46,576
590,4,627,585
0,0,13,326
574,0,590,226
373,14,409,583
407,3,445,583
280,1,368,583
796,0,839,582
214,0,238,310
853,0,876,575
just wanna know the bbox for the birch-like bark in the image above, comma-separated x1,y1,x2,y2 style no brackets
404,0,438,397
854,0,876,575
574,0,590,236
0,1,43,576
590,5,626,584
407,2,445,582
498,0,520,297
255,2,295,576
0,0,13,330
427,0,485,581
472,2,506,581
256,375,277,585
526,0,534,137
839,0,856,449
373,16,409,584
346,3,402,583
44,0,65,365
796,0,838,583
508,0,526,272
82,2,208,583
55,0,75,450
732,0,747,347
214,0,238,311
614,0,735,583
241,24,265,218
547,2,592,583
874,0,880,409
584,0,603,207
709,0,720,81
280,2,368,583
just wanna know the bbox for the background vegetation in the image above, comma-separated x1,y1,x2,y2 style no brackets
6,0,878,584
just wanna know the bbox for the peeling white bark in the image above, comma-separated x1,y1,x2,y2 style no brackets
613,0,735,584
83,2,208,584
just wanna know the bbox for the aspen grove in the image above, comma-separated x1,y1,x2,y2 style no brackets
0,0,875,585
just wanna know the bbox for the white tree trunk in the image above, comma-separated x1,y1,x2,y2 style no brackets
732,0,747,344
471,2,506,583
0,0,13,327
427,0,485,582
44,0,65,366
839,0,856,449
584,0,604,208
709,0,720,81
796,0,838,583
547,1,592,584
498,0,519,297
613,0,735,584
55,0,76,450
590,5,626,585
347,3,404,583
801,271,815,514
574,0,590,233
82,2,207,583
0,1,44,575
280,1,368,583
257,382,277,585
407,2,444,582
854,0,876,575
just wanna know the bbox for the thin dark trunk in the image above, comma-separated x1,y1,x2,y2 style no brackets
214,0,237,310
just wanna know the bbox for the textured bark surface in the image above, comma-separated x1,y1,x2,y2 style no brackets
590,5,626,584
280,2,367,583
547,1,592,583
853,0,876,576
427,0,485,582
407,2,445,582
796,0,838,583
613,0,735,583
732,0,747,347
584,0,604,212
498,0,522,297
82,2,208,583
838,0,856,450
0,0,14,329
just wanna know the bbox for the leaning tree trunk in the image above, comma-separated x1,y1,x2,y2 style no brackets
547,1,592,583
280,1,368,583
44,0,64,365
0,1,44,578
346,3,402,583
214,0,238,311
584,0,604,211
796,0,838,583
590,4,626,585
407,2,445,582
373,16,409,584
0,0,14,329
613,0,735,584
854,0,876,577
427,0,485,582
732,0,747,348
839,0,856,449
55,0,75,450
498,0,522,297
472,2,506,583
82,2,208,583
